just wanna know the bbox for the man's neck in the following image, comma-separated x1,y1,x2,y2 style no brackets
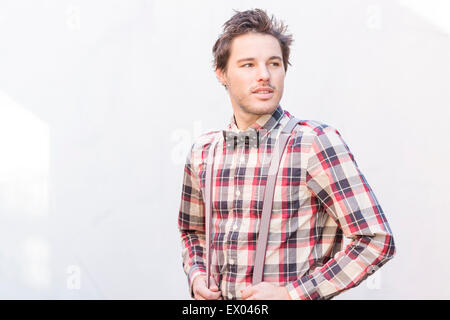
233,109,262,131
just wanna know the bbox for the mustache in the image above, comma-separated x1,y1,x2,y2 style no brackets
251,85,275,92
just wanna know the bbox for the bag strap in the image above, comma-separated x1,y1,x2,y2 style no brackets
204,117,301,288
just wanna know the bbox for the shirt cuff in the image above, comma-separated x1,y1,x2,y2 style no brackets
285,274,323,300
188,266,207,299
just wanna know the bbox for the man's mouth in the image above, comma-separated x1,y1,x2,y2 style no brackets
252,87,274,99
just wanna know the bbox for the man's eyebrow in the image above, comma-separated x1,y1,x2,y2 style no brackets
236,56,282,64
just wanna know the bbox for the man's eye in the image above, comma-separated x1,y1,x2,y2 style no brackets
271,62,280,66
242,63,253,67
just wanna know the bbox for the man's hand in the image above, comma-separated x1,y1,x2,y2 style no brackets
192,275,223,300
241,282,292,300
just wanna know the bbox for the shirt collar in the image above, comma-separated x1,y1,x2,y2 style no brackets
226,104,285,138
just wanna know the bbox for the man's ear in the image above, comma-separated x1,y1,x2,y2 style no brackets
215,68,227,88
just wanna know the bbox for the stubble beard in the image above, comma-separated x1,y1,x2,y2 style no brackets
237,94,279,116
228,83,282,117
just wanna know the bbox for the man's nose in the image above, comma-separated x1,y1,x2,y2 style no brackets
257,66,270,82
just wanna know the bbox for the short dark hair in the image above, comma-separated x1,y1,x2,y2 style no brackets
212,8,294,73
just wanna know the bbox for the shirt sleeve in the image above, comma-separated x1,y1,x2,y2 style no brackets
286,126,396,300
178,143,207,299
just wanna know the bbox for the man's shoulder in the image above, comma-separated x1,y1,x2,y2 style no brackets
289,119,353,157
190,130,222,154
291,119,341,140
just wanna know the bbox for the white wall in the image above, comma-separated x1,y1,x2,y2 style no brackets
0,0,449,299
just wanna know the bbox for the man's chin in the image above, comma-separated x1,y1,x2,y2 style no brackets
248,104,278,115
239,100,279,115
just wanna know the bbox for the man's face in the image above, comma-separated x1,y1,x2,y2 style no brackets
216,32,286,117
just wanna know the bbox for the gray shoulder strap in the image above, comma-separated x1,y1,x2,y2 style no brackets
252,117,300,285
204,134,220,289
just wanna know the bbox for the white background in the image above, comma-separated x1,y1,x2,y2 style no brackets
0,0,449,299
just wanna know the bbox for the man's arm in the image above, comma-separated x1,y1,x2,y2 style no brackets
178,144,208,298
285,125,396,300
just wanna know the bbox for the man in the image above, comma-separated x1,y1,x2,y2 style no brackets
178,8,395,300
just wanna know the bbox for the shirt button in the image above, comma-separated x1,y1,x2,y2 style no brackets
235,190,240,197
233,224,238,230
240,156,245,163
368,265,379,274
229,258,235,264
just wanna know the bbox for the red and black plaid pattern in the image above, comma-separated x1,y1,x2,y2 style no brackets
178,105,396,300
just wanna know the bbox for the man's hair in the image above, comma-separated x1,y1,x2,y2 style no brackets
212,8,294,73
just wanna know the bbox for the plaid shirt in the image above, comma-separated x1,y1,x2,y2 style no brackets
178,105,396,300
